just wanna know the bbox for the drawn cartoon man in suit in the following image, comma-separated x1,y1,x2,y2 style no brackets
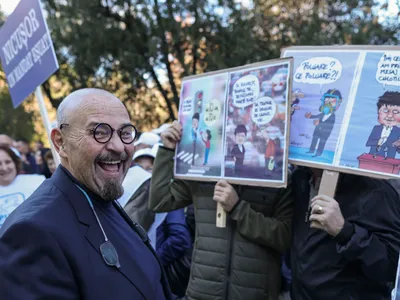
305,89,342,157
230,124,247,176
366,91,400,159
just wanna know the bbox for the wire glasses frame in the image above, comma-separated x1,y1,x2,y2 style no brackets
60,123,138,144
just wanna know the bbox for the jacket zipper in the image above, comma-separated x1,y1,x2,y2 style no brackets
223,186,241,300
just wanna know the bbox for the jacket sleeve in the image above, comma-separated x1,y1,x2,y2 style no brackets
0,220,78,299
334,188,400,283
149,146,193,212
230,186,293,253
310,113,323,119
157,209,192,267
366,126,380,147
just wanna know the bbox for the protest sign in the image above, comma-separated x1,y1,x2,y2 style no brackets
175,58,293,188
0,0,60,165
0,0,59,108
282,46,400,179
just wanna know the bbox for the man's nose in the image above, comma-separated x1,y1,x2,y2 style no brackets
105,132,125,153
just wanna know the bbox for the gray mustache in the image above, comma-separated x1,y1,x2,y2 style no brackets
96,152,128,162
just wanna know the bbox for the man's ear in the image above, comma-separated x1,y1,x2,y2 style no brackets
51,128,67,159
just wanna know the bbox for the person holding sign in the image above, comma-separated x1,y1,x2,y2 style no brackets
290,167,400,299
149,120,293,300
0,89,171,300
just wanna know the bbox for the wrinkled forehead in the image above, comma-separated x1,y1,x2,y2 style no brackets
69,96,131,128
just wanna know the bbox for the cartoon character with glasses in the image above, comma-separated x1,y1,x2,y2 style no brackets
366,91,400,160
305,89,342,157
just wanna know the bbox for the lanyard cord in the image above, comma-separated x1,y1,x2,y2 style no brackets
75,185,108,242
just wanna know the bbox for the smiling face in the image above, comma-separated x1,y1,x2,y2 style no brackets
378,105,400,127
54,90,135,201
0,149,17,186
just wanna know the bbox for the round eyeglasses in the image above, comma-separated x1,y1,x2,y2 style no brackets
91,123,138,144
60,123,138,144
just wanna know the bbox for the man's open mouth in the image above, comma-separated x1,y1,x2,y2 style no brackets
97,160,122,173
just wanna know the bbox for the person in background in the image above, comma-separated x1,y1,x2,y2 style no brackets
122,143,192,298
44,151,57,175
15,138,37,174
134,132,161,151
290,167,400,299
0,135,13,148
0,145,45,228
35,148,52,178
150,121,293,300
0,88,171,299
121,147,157,230
34,141,44,152
0,135,20,157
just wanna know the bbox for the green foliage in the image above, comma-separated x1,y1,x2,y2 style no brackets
0,0,399,132
0,88,36,141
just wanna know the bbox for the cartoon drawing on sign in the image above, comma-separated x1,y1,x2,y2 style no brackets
336,50,400,176
305,89,343,157
262,126,283,177
231,125,247,176
285,51,357,165
191,113,200,165
366,92,400,160
176,74,227,178
224,63,289,182
290,89,304,120
201,130,212,165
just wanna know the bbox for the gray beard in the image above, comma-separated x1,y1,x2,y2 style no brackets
100,179,124,202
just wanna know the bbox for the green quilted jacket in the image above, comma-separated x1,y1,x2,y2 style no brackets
149,147,293,300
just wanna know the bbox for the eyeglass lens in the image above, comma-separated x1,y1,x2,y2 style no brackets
93,124,136,144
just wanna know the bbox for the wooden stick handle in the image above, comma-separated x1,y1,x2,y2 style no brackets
310,170,340,226
216,203,226,228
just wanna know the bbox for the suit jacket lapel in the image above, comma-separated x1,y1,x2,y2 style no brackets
50,167,153,299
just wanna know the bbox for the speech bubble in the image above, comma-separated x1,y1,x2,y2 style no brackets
294,57,342,85
181,97,193,115
232,74,260,108
204,99,221,126
376,52,400,86
252,97,276,125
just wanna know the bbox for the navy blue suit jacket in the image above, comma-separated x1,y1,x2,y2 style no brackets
0,167,171,300
366,125,400,158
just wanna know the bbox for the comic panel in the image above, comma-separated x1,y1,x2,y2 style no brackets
175,74,228,178
224,62,290,183
340,51,400,176
283,50,360,165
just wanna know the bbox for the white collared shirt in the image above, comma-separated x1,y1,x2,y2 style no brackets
380,126,393,141
238,144,244,152
322,113,332,122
